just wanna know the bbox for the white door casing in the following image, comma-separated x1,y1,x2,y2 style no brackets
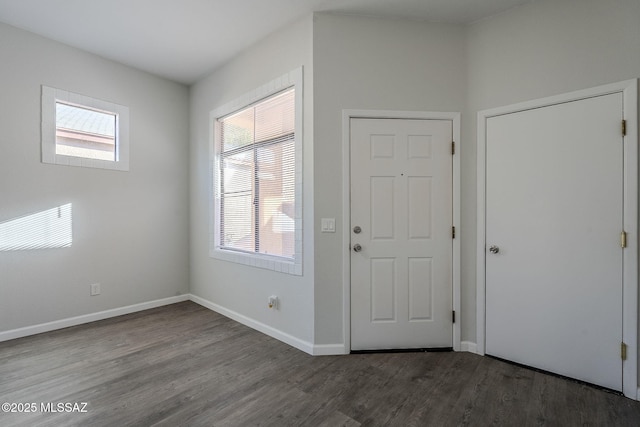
350,118,453,350
477,80,638,399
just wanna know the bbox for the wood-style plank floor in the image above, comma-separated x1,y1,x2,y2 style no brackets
1,301,639,426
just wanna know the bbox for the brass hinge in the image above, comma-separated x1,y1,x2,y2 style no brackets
452,311,456,323
621,231,627,248
621,342,627,360
452,226,456,239
622,120,627,137
452,141,455,155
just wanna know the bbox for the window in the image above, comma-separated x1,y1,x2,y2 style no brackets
219,89,295,257
210,68,302,274
55,102,116,161
41,86,129,171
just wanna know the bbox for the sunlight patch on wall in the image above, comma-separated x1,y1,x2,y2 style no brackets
0,204,72,251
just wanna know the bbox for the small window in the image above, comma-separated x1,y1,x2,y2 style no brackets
55,102,116,161
42,86,129,171
210,68,302,275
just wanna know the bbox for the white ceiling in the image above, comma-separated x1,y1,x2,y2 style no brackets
0,0,531,84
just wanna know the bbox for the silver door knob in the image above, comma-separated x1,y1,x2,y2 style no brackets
489,245,500,254
353,243,362,252
353,226,362,234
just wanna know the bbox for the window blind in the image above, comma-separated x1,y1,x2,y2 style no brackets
218,88,296,259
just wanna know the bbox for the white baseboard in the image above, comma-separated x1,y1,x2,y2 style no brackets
189,294,315,356
461,341,478,354
0,293,357,358
0,294,190,343
312,343,347,356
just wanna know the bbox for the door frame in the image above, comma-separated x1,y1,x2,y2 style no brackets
476,80,638,399
342,109,461,353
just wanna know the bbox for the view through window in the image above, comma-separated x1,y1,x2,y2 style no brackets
217,88,296,259
41,85,130,171
55,102,117,161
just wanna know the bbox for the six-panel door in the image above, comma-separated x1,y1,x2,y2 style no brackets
350,118,453,350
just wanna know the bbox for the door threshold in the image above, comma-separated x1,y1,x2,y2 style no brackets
351,347,453,354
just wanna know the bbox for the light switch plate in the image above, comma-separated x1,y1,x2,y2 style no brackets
321,218,336,233
90,283,101,296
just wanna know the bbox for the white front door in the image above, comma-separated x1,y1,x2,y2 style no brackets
350,118,453,351
485,93,624,390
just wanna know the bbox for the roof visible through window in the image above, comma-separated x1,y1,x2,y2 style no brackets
55,102,117,161
56,103,116,137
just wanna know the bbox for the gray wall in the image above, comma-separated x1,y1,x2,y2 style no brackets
312,0,640,347
189,16,316,345
312,13,467,345
0,23,190,331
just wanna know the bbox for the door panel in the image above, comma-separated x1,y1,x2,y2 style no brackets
371,176,395,239
408,257,433,320
351,118,452,350
485,93,624,390
408,177,432,239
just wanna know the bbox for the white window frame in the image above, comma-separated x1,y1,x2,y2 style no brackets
209,67,303,275
41,86,130,171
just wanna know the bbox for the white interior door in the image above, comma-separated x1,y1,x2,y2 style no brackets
350,118,453,350
485,93,624,391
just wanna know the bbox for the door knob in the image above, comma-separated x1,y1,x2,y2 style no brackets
353,243,362,252
353,226,362,234
489,245,500,254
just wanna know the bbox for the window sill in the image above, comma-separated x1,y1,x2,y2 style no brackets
209,246,302,276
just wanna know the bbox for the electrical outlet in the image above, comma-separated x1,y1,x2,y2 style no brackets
268,295,279,310
90,283,101,296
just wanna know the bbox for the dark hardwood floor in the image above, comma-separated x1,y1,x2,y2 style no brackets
1,301,639,426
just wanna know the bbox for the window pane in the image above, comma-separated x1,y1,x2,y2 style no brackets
221,192,254,252
255,89,294,143
217,87,296,260
55,102,116,161
221,150,255,252
257,138,295,258
222,150,253,194
221,108,254,151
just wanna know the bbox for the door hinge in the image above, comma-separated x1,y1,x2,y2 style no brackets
452,310,456,323
622,120,627,137
621,231,627,248
452,226,456,239
452,141,455,155
621,342,627,360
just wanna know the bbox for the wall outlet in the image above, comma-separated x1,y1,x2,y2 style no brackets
268,295,279,310
90,283,101,296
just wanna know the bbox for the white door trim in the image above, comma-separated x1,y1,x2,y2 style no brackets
476,80,638,399
342,109,461,353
